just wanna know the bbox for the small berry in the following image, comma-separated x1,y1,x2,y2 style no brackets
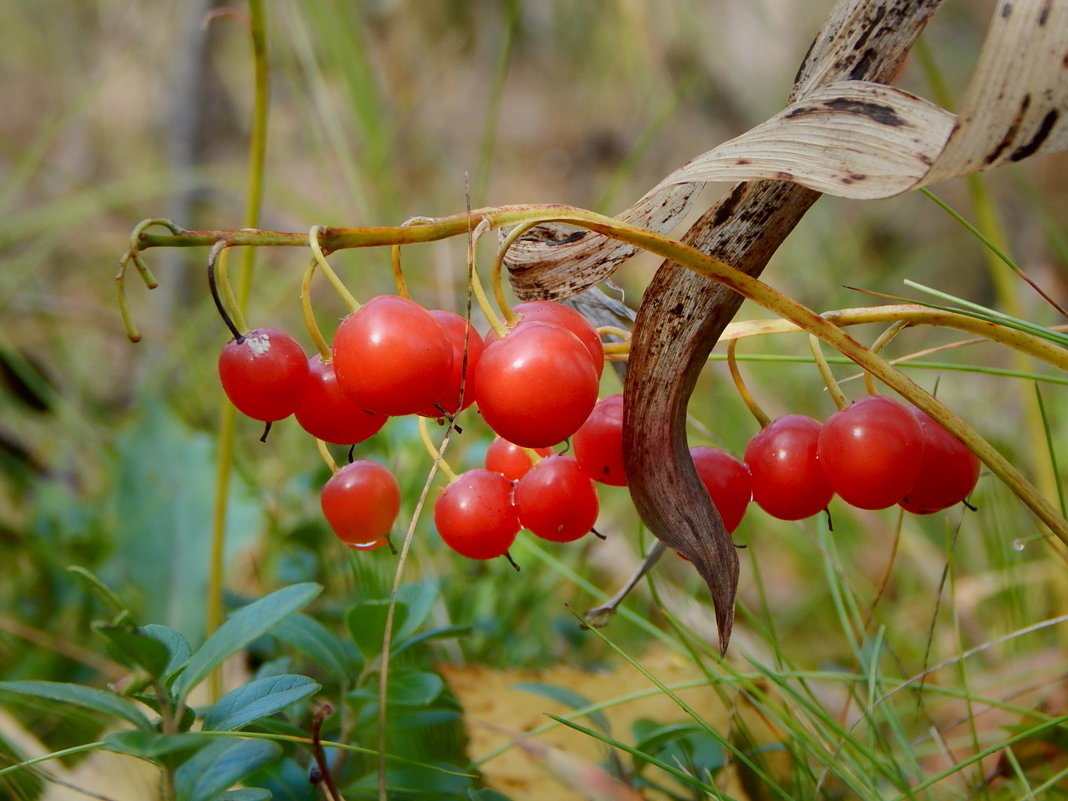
487,300,604,377
417,309,485,418
515,455,599,542
218,327,309,422
485,437,552,481
295,355,389,445
320,460,401,549
573,394,627,486
690,446,751,533
900,407,981,514
817,395,924,510
434,469,520,560
744,414,835,520
332,295,453,416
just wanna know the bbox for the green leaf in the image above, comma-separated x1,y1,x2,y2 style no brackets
103,731,206,762
393,582,439,642
0,680,151,731
173,583,322,701
273,613,357,680
202,675,321,732
513,682,610,733
93,623,172,678
64,566,129,619
346,599,408,660
218,790,272,801
142,623,193,682
109,405,265,643
350,671,444,707
174,738,282,801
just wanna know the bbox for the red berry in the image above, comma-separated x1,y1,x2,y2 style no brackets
817,395,924,510
744,414,835,520
900,407,981,514
295,355,389,445
473,321,599,448
417,309,486,418
218,328,309,422
492,301,604,377
572,394,627,486
434,469,519,560
320,460,401,549
690,446,751,533
484,437,552,481
515,455,599,542
332,295,453,416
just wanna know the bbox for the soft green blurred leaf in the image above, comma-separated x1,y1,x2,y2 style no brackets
142,623,193,683
202,675,320,732
109,405,264,643
347,599,408,660
103,731,206,762
0,680,151,731
349,671,444,707
174,738,282,801
93,623,172,678
273,612,358,681
173,583,322,701
393,582,439,642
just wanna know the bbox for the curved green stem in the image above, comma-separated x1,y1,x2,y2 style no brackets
309,225,361,311
301,258,332,359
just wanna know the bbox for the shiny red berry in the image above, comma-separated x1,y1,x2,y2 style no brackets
332,295,453,416
484,437,552,481
434,469,520,560
572,394,627,486
817,395,924,510
744,414,835,520
218,328,309,422
295,355,389,445
690,446,751,533
515,455,599,542
320,460,401,550
900,407,981,514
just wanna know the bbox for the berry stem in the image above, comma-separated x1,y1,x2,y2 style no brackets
809,334,848,409
493,221,544,327
417,416,457,482
727,338,770,428
301,257,332,360
864,320,911,396
309,225,361,312
467,218,509,339
316,437,339,475
207,240,245,341
389,245,411,299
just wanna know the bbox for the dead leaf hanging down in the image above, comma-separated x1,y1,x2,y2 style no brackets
505,0,1068,292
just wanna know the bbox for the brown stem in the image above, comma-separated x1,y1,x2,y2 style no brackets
624,0,945,652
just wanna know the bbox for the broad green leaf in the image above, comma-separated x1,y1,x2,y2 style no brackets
393,582,439,642
513,682,610,733
142,623,193,682
93,623,172,678
349,671,444,707
202,675,321,732
0,680,151,731
173,583,322,701
174,738,282,801
273,613,356,680
104,731,206,762
392,624,472,658
218,790,271,801
109,405,264,643
346,599,408,660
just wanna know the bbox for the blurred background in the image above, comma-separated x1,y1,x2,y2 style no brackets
2,0,1067,795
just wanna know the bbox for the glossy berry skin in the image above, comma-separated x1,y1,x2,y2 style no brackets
434,469,520,560
473,321,599,449
320,460,401,550
690,446,751,533
744,414,835,520
218,328,309,422
484,437,552,481
515,455,599,542
295,355,389,445
900,407,981,514
505,300,604,377
332,295,453,416
572,394,627,486
817,395,924,510
417,309,485,418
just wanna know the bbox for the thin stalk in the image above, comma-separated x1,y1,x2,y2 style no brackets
310,225,361,311
864,319,911,396
206,0,271,707
300,258,332,359
726,338,770,428
809,334,849,409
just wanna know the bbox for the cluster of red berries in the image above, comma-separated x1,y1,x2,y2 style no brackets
216,295,981,563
